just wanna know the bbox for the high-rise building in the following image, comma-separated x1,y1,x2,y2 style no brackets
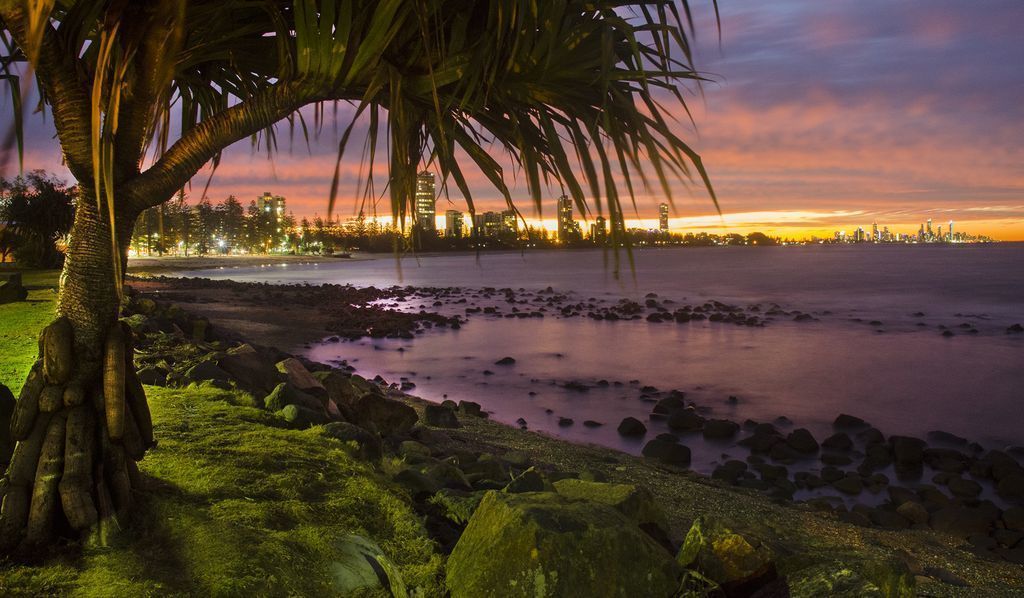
472,211,503,237
445,210,464,238
557,195,576,242
500,210,518,237
926,218,933,240
591,216,608,244
871,222,879,242
257,192,286,219
658,203,670,233
948,220,954,241
414,171,436,232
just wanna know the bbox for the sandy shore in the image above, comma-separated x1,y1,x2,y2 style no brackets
128,253,345,275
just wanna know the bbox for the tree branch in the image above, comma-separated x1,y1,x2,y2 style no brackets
0,1,93,183
124,81,353,211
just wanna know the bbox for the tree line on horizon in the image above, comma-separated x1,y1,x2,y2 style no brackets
1,171,780,265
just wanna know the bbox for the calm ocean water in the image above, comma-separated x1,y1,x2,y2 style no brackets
182,244,1024,465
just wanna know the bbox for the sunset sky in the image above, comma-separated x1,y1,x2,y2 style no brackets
4,0,1023,239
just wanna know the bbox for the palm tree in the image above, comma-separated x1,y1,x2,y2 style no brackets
0,0,715,551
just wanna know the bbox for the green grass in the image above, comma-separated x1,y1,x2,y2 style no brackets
0,271,445,596
0,269,60,392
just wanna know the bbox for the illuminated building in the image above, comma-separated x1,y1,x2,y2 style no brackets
556,195,582,242
415,171,436,232
445,210,464,238
871,221,879,242
591,216,608,244
659,203,670,233
257,192,286,219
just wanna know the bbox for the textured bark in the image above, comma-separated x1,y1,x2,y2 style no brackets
59,406,98,531
26,413,67,545
103,325,127,442
0,192,153,552
41,318,74,385
37,386,63,413
10,362,43,441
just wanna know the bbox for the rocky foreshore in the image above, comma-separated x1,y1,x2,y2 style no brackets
79,277,1024,595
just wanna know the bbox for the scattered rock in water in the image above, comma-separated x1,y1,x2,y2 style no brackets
515,417,528,429
1006,323,1024,334
582,420,603,428
494,356,516,366
642,438,691,467
889,436,926,465
822,432,853,452
702,419,740,439
445,491,681,598
557,417,574,427
617,417,647,437
833,413,867,429
667,410,705,432
786,428,820,454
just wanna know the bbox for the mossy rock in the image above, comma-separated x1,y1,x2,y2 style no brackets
676,517,777,594
446,491,681,598
329,534,408,597
787,563,883,597
552,479,670,542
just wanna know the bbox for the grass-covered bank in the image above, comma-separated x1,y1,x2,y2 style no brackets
0,269,60,391
0,272,443,595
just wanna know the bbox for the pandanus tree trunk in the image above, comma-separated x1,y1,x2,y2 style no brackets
0,191,153,550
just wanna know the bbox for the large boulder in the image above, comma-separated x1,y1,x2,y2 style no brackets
314,369,361,419
217,344,282,395
889,436,926,465
676,517,777,596
276,357,327,398
424,404,460,428
445,491,680,598
667,410,705,432
263,382,325,413
183,360,232,385
353,393,418,437
552,479,671,546
786,428,819,454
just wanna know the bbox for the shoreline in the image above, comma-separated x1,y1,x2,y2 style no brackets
123,274,1024,593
